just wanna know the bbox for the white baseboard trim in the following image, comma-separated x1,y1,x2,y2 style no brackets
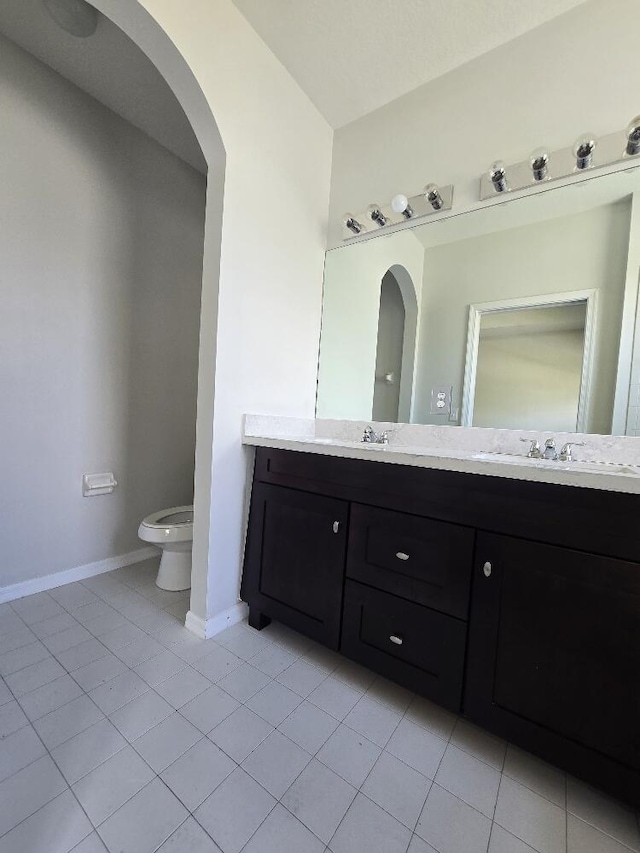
0,546,159,605
185,601,249,639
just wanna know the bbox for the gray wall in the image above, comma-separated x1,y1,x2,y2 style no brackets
0,34,205,587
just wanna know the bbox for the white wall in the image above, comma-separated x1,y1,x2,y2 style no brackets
415,203,630,435
317,230,423,420
89,0,334,632
0,34,205,587
328,0,640,248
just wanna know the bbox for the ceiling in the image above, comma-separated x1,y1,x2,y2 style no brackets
0,0,206,173
232,0,589,128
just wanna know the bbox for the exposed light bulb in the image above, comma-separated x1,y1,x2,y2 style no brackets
342,212,362,235
43,0,98,37
367,204,388,227
529,147,549,181
626,116,640,156
573,134,596,170
391,194,413,218
489,161,507,193
424,183,444,210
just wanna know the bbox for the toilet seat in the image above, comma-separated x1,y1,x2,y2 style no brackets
139,505,193,545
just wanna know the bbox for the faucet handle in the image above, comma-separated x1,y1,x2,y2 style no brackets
559,441,585,462
520,438,542,458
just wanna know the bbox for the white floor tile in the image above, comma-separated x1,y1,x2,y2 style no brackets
329,792,412,853
416,783,492,853
208,705,274,763
89,670,150,714
276,659,328,697
308,676,362,720
243,803,325,853
343,694,401,747
567,813,639,853
494,776,566,853
250,643,297,677
133,650,186,687
194,767,276,853
407,835,438,852
0,698,28,738
333,659,377,692
114,636,164,667
503,745,566,807
281,758,357,844
133,712,202,773
52,718,127,784
217,663,271,702
98,778,188,853
242,729,311,798
364,676,414,714
191,646,243,682
155,666,211,709
567,777,640,851
56,638,110,672
72,746,155,825
156,817,223,852
0,789,92,853
161,739,236,811
34,694,104,749
109,690,174,741
386,718,448,780
98,623,146,653
316,723,381,787
216,624,273,661
180,684,240,734
0,754,67,836
435,743,501,817
245,680,303,726
69,830,109,852
30,612,78,639
17,673,84,721
450,719,506,771
489,823,539,852
71,655,127,691
0,723,47,782
43,625,93,655
404,695,457,740
362,751,432,829
49,583,99,611
0,640,50,676
278,699,340,754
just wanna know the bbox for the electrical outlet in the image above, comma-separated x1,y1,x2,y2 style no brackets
430,385,452,415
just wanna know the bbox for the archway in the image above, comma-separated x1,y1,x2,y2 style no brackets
88,0,226,632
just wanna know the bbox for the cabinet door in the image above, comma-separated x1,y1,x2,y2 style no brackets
242,483,348,648
466,532,640,805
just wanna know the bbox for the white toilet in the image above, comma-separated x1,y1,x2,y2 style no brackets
138,505,193,591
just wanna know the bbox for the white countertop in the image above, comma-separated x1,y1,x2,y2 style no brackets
243,415,640,495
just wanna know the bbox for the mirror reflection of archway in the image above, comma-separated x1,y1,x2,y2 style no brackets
372,264,418,423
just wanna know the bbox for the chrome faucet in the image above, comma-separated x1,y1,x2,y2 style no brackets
362,426,391,444
542,438,558,460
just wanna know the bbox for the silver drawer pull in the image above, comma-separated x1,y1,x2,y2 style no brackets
389,635,403,646
396,552,410,561
483,561,492,578
332,521,340,534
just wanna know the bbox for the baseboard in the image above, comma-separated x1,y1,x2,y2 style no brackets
0,546,159,605
185,601,249,639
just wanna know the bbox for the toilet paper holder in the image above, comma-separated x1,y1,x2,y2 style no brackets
82,472,118,497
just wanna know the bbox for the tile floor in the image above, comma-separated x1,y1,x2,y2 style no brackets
0,557,639,853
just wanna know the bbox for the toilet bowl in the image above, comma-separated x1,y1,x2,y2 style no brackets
138,505,193,591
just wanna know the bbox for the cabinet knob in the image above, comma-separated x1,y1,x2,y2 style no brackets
483,561,492,577
396,552,410,561
332,521,340,534
389,635,403,646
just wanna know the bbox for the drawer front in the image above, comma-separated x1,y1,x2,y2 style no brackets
347,504,474,619
341,581,467,711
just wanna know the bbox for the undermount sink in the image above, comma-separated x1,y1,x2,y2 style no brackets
471,451,640,477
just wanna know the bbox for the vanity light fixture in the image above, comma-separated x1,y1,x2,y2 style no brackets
424,183,444,210
368,204,389,227
530,148,549,181
573,134,597,170
343,213,363,235
391,194,414,219
489,161,508,193
626,116,640,156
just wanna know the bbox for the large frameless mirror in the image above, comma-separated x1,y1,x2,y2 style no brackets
316,168,640,436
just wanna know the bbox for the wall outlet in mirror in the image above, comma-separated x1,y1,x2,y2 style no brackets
431,385,452,415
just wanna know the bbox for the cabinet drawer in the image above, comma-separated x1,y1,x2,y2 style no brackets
341,581,467,711
347,504,474,619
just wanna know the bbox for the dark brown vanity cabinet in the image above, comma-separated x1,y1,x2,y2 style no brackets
466,533,640,803
241,483,348,648
242,447,640,807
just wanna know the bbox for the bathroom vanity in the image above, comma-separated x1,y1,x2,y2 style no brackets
241,436,640,809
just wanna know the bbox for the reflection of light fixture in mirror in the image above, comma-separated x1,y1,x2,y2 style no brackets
43,0,98,36
626,116,640,156
424,184,444,210
367,204,388,227
489,161,507,193
343,213,363,235
573,134,596,170
391,194,414,219
530,148,549,181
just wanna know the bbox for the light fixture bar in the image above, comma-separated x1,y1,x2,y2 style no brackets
342,184,454,241
480,122,640,201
